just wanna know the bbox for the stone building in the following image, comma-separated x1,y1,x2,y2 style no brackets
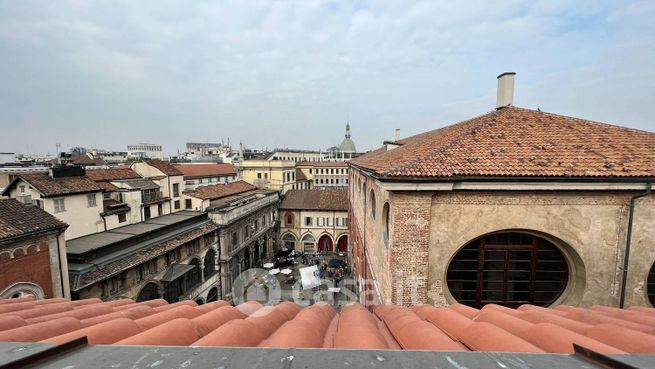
348,73,655,309
239,159,297,193
174,163,238,191
184,181,280,300
0,199,70,299
297,161,349,189
66,211,220,304
279,189,349,254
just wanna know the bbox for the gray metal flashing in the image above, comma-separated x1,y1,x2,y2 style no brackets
0,342,653,369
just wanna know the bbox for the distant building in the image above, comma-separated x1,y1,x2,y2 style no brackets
66,211,219,304
297,161,349,189
175,163,238,191
127,143,164,160
131,159,185,215
183,142,231,162
239,159,297,194
184,181,280,299
2,166,104,240
338,122,357,155
0,199,70,299
278,189,349,254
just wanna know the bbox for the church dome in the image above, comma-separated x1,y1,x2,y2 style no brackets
339,122,356,153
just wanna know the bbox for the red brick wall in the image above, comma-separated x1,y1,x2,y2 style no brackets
0,238,54,297
389,192,432,305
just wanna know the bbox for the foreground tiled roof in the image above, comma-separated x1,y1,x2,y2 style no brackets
144,160,183,176
0,199,68,240
280,190,348,211
184,181,257,200
85,168,141,182
174,164,237,179
0,298,654,354
9,173,102,197
350,106,655,179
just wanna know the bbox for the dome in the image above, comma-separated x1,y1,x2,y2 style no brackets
339,138,356,153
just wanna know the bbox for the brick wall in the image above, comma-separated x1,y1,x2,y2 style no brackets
0,237,54,298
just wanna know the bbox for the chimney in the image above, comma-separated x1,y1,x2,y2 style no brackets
496,72,516,109
394,129,400,141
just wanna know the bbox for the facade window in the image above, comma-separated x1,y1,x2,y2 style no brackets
382,203,390,247
185,199,192,209
19,185,25,193
369,190,376,219
285,212,294,226
305,217,312,226
231,231,238,246
447,232,569,308
118,213,127,223
173,183,179,197
54,198,66,213
309,169,312,174
318,218,324,226
157,203,163,216
87,194,97,207
144,206,151,220
257,173,262,179
174,200,180,210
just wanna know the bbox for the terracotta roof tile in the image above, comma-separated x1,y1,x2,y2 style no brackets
85,168,141,181
174,164,237,179
0,297,654,354
185,181,257,201
0,199,68,240
144,159,183,176
279,189,348,211
10,173,102,197
350,106,655,179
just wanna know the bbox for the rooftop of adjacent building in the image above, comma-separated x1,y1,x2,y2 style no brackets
174,163,237,179
0,198,68,242
184,180,258,201
0,297,655,367
280,189,348,211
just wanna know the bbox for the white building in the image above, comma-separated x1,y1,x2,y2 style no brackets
127,143,164,160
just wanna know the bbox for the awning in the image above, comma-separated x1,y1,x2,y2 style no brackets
161,264,195,282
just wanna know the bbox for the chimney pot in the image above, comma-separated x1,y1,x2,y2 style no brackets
496,72,516,109
394,129,400,141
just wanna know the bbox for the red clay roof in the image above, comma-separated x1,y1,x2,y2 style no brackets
8,173,102,197
86,168,141,182
144,160,183,176
280,190,348,211
0,298,654,353
184,180,257,201
350,106,655,179
0,199,68,240
174,164,237,179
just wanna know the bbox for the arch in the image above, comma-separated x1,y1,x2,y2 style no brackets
282,232,297,250
318,234,334,253
195,297,205,305
185,258,202,291
136,282,160,302
207,287,218,303
369,189,376,219
0,282,45,300
301,233,316,254
382,202,390,248
446,231,571,308
336,234,348,253
204,249,217,278
648,262,655,306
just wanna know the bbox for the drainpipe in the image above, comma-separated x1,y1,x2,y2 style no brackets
56,230,66,298
619,183,652,308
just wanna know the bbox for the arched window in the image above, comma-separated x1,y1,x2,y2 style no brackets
136,282,160,302
204,249,217,277
382,202,390,247
302,234,316,254
447,232,569,308
648,263,655,306
207,287,218,303
185,258,202,291
369,190,376,219
282,233,297,249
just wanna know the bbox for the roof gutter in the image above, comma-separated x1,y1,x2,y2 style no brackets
619,183,652,308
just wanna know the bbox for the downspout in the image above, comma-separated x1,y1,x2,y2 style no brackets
56,229,66,298
619,183,652,308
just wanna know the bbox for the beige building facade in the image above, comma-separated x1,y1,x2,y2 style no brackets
239,159,296,193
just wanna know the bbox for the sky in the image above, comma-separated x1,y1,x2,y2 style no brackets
0,0,654,156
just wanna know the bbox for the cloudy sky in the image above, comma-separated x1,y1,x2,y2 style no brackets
1,1,654,156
